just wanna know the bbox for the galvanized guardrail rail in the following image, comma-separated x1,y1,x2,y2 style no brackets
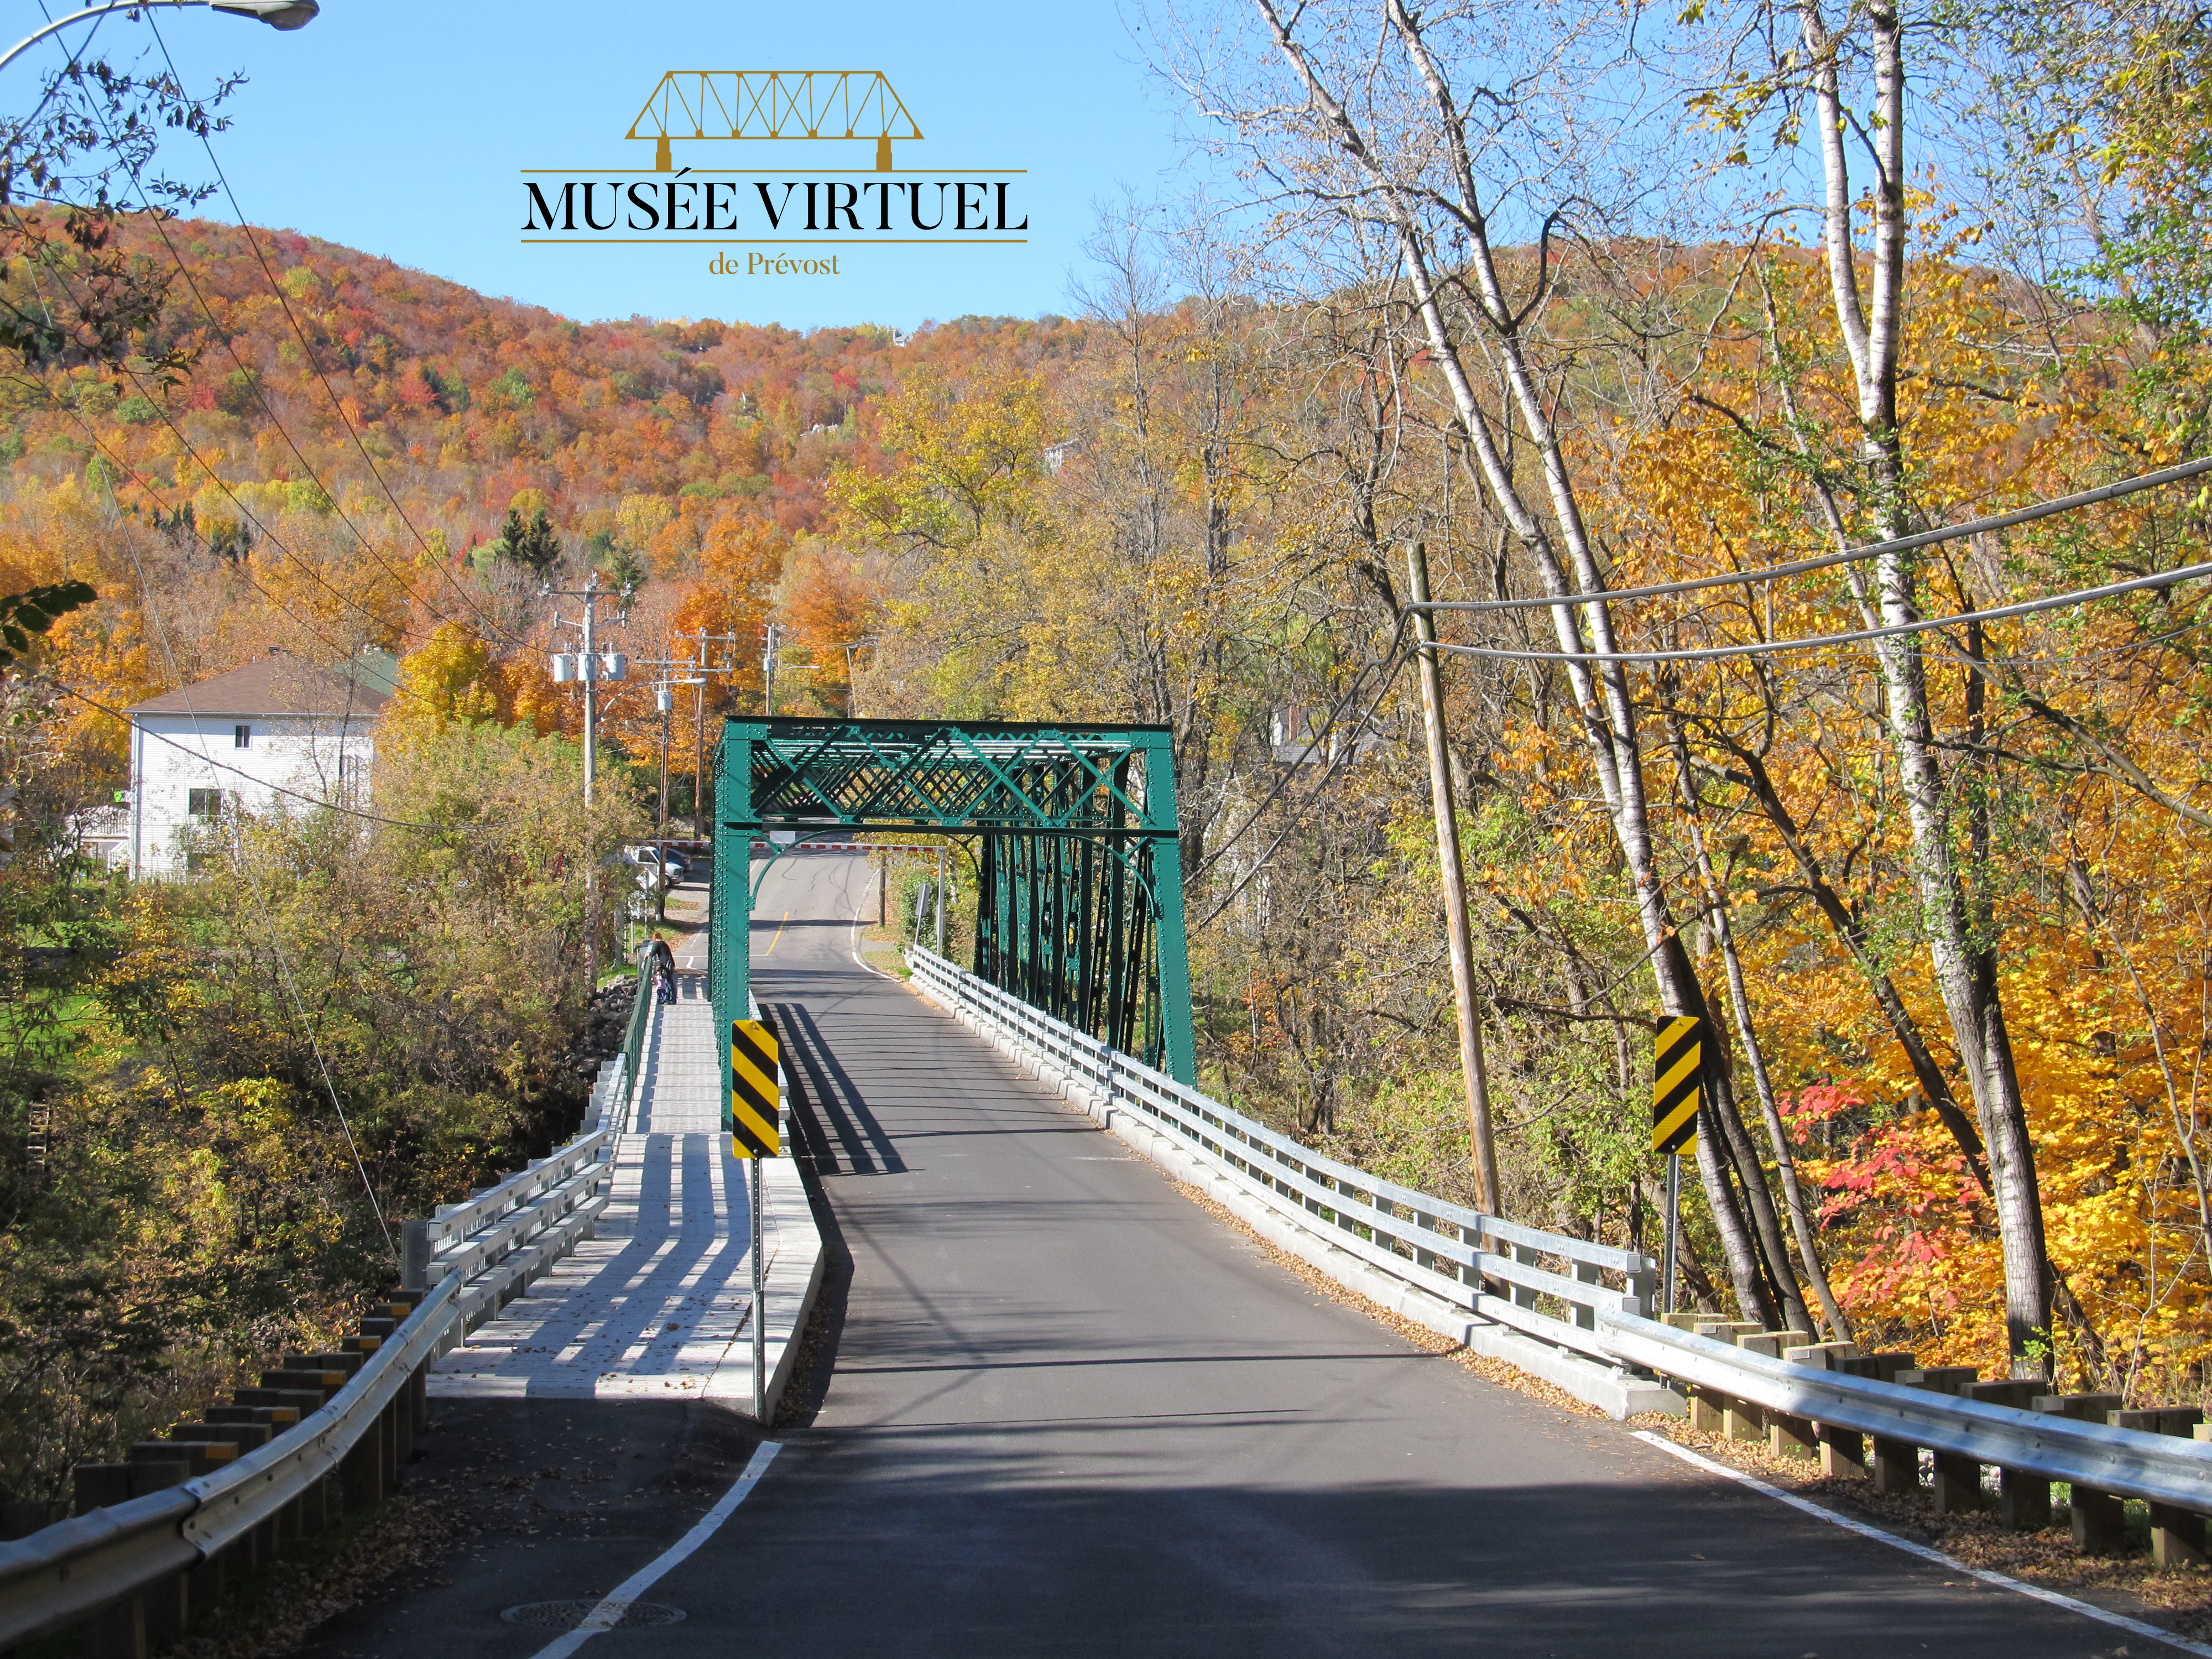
906,946,1667,1411
1604,1313,2212,1564
0,1030,632,1657
909,945,2212,1559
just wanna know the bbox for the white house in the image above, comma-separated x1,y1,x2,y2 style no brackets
118,648,397,876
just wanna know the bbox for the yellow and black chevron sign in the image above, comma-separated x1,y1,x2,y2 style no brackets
730,1018,781,1159
1652,1015,1704,1155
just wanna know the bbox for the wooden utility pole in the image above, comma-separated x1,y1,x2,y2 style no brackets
684,628,742,841
1405,540,1500,1215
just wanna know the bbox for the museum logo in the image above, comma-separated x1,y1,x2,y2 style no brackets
520,70,1027,248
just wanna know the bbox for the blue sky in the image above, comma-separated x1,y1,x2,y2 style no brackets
28,0,1206,330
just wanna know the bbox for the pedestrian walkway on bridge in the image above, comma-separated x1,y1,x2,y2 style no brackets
427,973,807,1402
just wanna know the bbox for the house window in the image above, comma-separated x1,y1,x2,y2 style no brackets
188,788,222,817
233,724,251,749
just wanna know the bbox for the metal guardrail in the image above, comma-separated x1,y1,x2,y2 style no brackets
906,947,1656,1365
401,1125,612,1293
180,1273,465,1558
620,941,657,1124
0,1113,617,1652
1603,1315,2212,1514
910,946,2212,1530
590,1050,628,1134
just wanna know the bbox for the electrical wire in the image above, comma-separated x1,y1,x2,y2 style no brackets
1425,555,2212,666
31,337,497,732
102,503,398,1263
9,18,457,659
1407,454,2212,616
58,683,488,832
1187,611,1411,884
62,75,489,651
25,5,505,660
1193,646,1413,933
144,13,520,646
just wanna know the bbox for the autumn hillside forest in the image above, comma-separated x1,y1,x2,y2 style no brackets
6,0,2212,1500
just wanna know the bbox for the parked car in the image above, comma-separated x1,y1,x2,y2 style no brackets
625,844,691,885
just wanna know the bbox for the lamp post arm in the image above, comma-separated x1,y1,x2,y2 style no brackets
0,2,208,80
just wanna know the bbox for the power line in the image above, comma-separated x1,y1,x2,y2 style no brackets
59,682,489,833
86,139,489,648
30,6,501,655
144,12,520,646
1188,612,1410,885
14,245,427,658
1193,646,1413,933
48,366,506,730
1408,455,2212,617
4,22,448,659
101,502,397,1262
1425,556,2212,666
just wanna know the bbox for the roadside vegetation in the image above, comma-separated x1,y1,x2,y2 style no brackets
8,0,2212,1505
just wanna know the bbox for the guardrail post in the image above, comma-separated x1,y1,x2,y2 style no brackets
72,1463,131,1512
83,1592,147,1659
70,1465,149,1659
1624,1264,1657,1321
2111,1410,2209,1567
115,1456,196,1648
1510,1244,1541,1314
2071,1484,2127,1553
1892,1368,1982,1512
1571,1260,1602,1333
1684,1320,1754,1431
187,1541,226,1623
1960,1380,2049,1529
1726,1334,1784,1441
2030,1393,2124,1550
402,1220,430,1291
1776,1343,1857,1463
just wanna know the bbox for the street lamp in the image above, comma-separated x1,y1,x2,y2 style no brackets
0,1,317,78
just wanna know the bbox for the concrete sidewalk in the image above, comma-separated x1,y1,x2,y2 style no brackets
428,972,823,1412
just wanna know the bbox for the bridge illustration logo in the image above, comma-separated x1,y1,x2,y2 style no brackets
627,70,924,174
520,67,1023,250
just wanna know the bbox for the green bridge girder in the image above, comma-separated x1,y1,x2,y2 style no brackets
708,718,1197,1120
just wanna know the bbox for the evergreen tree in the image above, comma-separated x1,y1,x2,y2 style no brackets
491,508,562,576
517,509,562,574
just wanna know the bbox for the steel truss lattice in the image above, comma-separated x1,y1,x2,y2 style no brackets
709,719,1196,1107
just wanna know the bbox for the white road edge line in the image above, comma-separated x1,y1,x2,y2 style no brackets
1632,1431,2212,1656
525,1440,783,1659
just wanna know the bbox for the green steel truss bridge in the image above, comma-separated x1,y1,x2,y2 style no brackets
707,718,1196,1112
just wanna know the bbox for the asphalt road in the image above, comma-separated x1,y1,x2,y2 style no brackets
306,852,2154,1659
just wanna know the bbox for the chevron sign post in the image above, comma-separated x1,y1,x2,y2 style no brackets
729,1016,780,1422
1652,1014,1707,1316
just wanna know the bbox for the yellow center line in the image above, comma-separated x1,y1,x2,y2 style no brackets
767,911,790,956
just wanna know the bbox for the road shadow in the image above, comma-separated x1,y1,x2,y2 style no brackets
770,1090,855,1438
764,999,907,1177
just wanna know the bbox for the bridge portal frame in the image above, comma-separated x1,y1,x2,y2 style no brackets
708,717,1198,1123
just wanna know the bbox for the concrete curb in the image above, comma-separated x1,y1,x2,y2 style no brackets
911,980,1682,1422
759,1154,827,1425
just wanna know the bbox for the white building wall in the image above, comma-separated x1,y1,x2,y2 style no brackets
129,713,375,876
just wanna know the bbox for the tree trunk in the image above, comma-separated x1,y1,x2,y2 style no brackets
1801,0,2053,1370
1246,0,1798,1320
1667,709,1852,1340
